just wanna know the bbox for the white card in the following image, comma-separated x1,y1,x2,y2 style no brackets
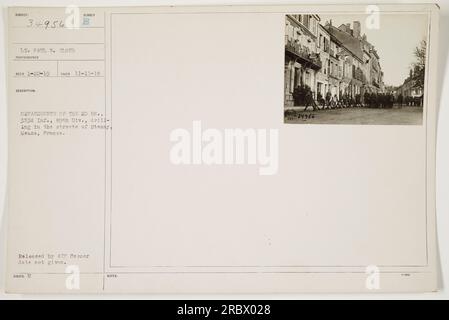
5,4,439,293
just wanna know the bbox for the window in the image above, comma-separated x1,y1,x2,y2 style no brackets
324,38,329,53
290,67,295,93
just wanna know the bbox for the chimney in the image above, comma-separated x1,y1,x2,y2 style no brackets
338,24,347,32
346,23,353,36
353,21,361,39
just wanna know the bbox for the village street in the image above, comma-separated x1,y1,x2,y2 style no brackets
285,105,423,125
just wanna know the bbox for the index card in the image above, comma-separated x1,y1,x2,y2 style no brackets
5,4,440,293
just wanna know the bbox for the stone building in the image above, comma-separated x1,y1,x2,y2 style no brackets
285,16,385,107
361,36,384,95
325,21,366,100
328,36,341,98
284,14,322,107
316,23,330,100
397,68,424,100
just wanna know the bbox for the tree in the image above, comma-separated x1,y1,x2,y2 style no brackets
412,39,426,90
413,39,426,71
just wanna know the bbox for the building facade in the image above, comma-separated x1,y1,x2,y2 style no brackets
316,23,330,100
396,68,424,101
284,14,322,107
285,16,386,107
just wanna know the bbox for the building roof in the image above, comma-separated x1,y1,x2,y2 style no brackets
318,23,331,36
325,25,364,62
286,14,317,39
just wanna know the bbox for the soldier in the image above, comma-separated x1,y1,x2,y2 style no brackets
397,93,403,108
325,91,332,109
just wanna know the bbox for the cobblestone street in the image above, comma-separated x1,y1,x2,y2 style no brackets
285,105,423,125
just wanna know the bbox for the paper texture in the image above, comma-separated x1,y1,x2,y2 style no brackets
5,4,439,293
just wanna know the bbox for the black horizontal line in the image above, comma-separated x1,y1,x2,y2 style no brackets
15,271,432,275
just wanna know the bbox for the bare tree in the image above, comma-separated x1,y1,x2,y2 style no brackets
412,39,426,89
413,39,426,69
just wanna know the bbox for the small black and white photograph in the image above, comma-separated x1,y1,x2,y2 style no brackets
284,13,428,125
